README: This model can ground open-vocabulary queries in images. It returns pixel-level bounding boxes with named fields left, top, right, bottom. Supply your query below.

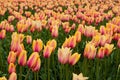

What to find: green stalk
left=96, top=59, right=99, bottom=80
left=65, top=64, right=68, bottom=80
left=83, top=58, right=87, bottom=75
left=116, top=65, right=120, bottom=80
left=60, top=64, right=63, bottom=80
left=34, top=72, right=36, bottom=80
left=52, top=54, right=56, bottom=79
left=37, top=72, right=39, bottom=80
left=48, top=58, right=50, bottom=80
left=25, top=69, right=30, bottom=80
left=19, top=66, right=22, bottom=80
left=44, top=59, right=47, bottom=79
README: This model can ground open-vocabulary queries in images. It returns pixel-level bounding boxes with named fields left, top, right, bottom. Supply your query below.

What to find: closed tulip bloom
left=74, top=31, right=81, bottom=43
left=100, top=25, right=106, bottom=35
left=32, top=39, right=43, bottom=52
left=26, top=35, right=32, bottom=44
left=68, top=36, right=76, bottom=48
left=47, top=39, right=57, bottom=51
left=32, top=58, right=41, bottom=72
left=84, top=43, right=96, bottom=59
left=58, top=47, right=72, bottom=64
left=117, top=39, right=120, bottom=48
left=99, top=35, right=107, bottom=46
left=0, top=76, right=7, bottom=80
left=9, top=72, right=17, bottom=80
left=97, top=47, right=105, bottom=59
left=91, top=34, right=101, bottom=46
left=0, top=30, right=6, bottom=39
left=43, top=45, right=53, bottom=58
left=27, top=52, right=39, bottom=68
left=7, top=51, right=17, bottom=64
left=84, top=26, right=96, bottom=37
left=69, top=52, right=81, bottom=66
left=62, top=38, right=69, bottom=48
left=104, top=43, right=114, bottom=56
left=8, top=63, right=16, bottom=74
left=51, top=26, right=58, bottom=37
left=18, top=50, right=27, bottom=66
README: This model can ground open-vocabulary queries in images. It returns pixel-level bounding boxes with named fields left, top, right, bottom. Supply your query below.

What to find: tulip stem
left=60, top=64, right=63, bottom=80
left=34, top=72, right=36, bottom=80
left=37, top=72, right=39, bottom=80
left=19, top=66, right=22, bottom=80
left=96, top=59, right=99, bottom=80
left=65, top=64, right=68, bottom=80
left=52, top=54, right=56, bottom=79
left=25, top=69, right=30, bottom=80
left=48, top=58, right=50, bottom=80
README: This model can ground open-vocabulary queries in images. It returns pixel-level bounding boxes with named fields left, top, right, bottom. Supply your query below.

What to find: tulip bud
left=43, top=45, right=53, bottom=58
left=69, top=53, right=81, bottom=65
left=104, top=43, right=114, bottom=56
left=27, top=52, right=39, bottom=68
left=9, top=72, right=17, bottom=80
left=97, top=47, right=105, bottom=58
left=8, top=63, right=16, bottom=74
left=26, top=35, right=32, bottom=44
left=32, top=39, right=43, bottom=52
left=0, top=30, right=6, bottom=39
left=32, top=58, right=41, bottom=72
left=18, top=50, right=27, bottom=66
left=47, top=39, right=57, bottom=51
left=74, top=31, right=81, bottom=43
left=68, top=36, right=76, bottom=48
left=7, top=51, right=17, bottom=64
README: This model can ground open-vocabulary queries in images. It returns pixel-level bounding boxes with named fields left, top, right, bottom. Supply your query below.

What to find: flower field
left=0, top=0, right=120, bottom=80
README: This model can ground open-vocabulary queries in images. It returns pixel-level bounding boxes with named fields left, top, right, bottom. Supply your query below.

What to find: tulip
left=62, top=38, right=69, bottom=48
left=74, top=31, right=81, bottom=43
left=97, top=47, right=105, bottom=58
left=69, top=52, right=81, bottom=65
left=32, top=39, right=43, bottom=52
left=68, top=36, right=76, bottom=48
left=104, top=43, right=114, bottom=56
left=100, top=25, right=106, bottom=35
left=51, top=26, right=58, bottom=37
left=0, top=76, right=7, bottom=80
left=18, top=50, right=27, bottom=66
left=46, top=39, right=57, bottom=51
left=0, top=30, right=6, bottom=39
left=7, top=51, right=17, bottom=64
left=99, top=35, right=107, bottom=46
left=91, top=34, right=101, bottom=46
left=84, top=26, right=96, bottom=37
left=117, top=39, right=120, bottom=48
left=73, top=73, right=89, bottom=80
left=9, top=72, right=17, bottom=80
left=84, top=43, right=96, bottom=59
left=32, top=58, right=41, bottom=72
left=58, top=47, right=72, bottom=64
left=8, top=63, right=16, bottom=74
left=43, top=45, right=53, bottom=58
left=27, top=52, right=39, bottom=68
left=26, top=35, right=32, bottom=44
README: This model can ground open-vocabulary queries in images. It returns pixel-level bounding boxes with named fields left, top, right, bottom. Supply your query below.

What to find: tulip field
left=0, top=0, right=120, bottom=80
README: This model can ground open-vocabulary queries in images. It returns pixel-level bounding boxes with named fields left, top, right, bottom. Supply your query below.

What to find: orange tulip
left=69, top=52, right=81, bottom=65
left=47, top=39, right=57, bottom=51
left=74, top=31, right=81, bottom=43
left=43, top=45, right=53, bottom=58
left=8, top=63, right=16, bottom=74
left=32, top=58, right=41, bottom=72
left=32, top=39, right=43, bottom=52
left=7, top=51, right=17, bottom=64
left=100, top=25, right=106, bottom=35
left=84, top=26, right=96, bottom=37
left=97, top=47, right=105, bottom=58
left=26, top=35, right=32, bottom=44
left=9, top=72, right=17, bottom=80
left=0, top=30, right=6, bottom=39
left=68, top=36, right=76, bottom=48
left=51, top=26, right=58, bottom=37
left=84, top=43, right=96, bottom=59
left=58, top=47, right=72, bottom=64
left=27, top=52, right=39, bottom=68
left=18, top=50, right=27, bottom=66
left=104, top=43, right=114, bottom=56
